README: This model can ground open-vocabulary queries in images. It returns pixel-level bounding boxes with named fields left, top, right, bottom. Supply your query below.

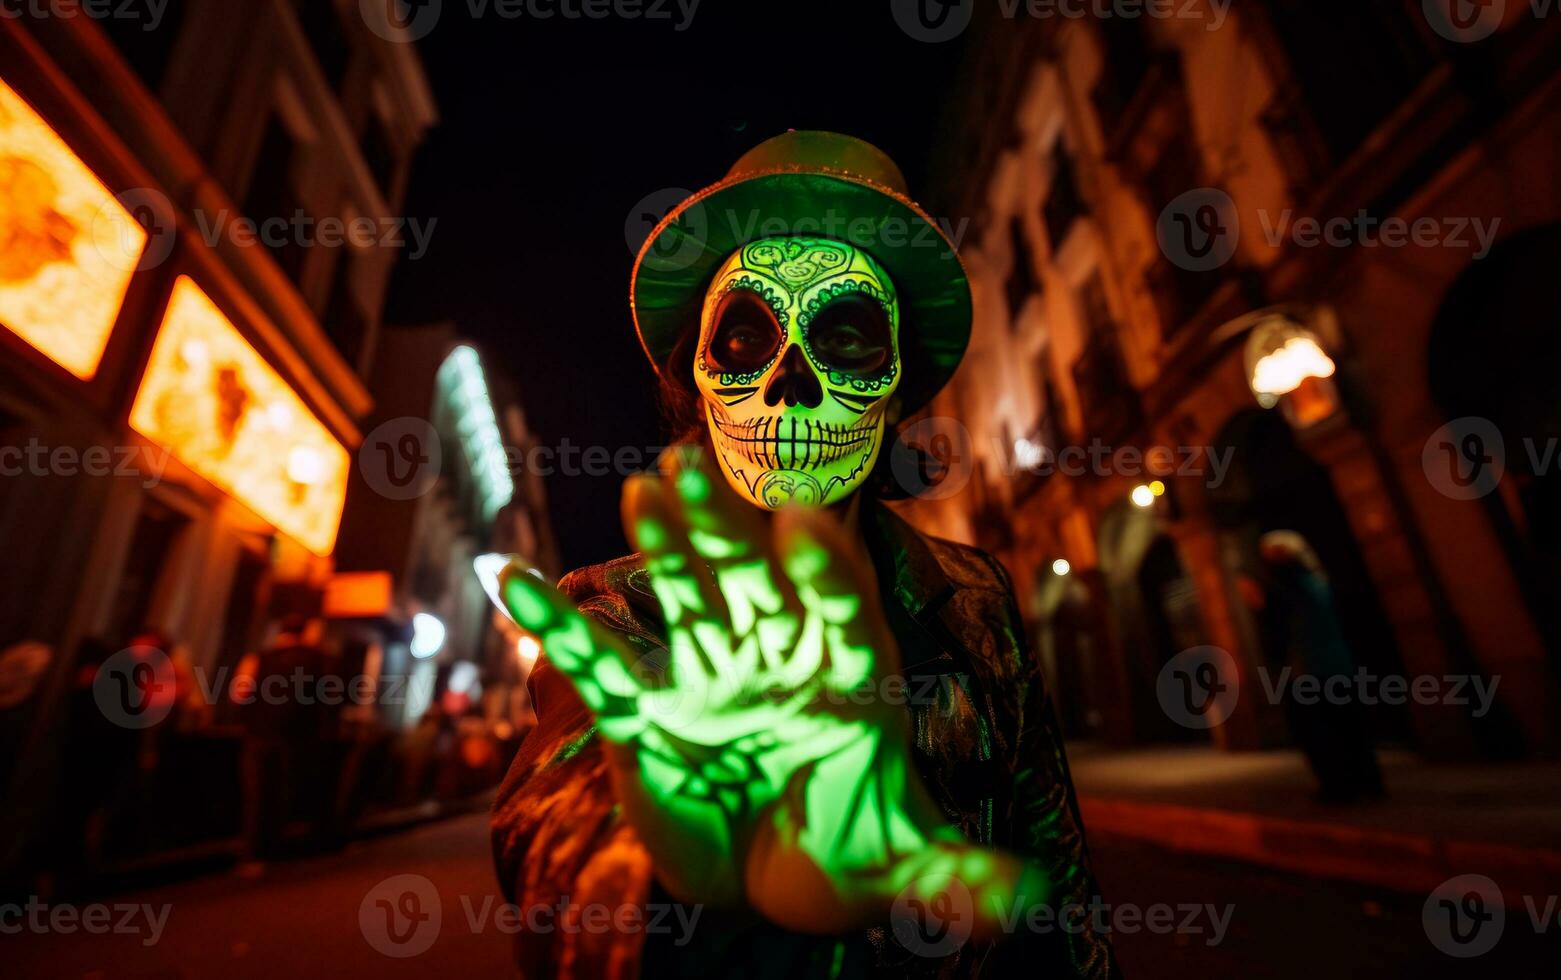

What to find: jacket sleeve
left=988, top=557, right=1123, bottom=980
left=490, top=592, right=657, bottom=980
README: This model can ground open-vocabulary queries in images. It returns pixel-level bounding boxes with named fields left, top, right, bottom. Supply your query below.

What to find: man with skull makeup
left=487, top=132, right=1119, bottom=979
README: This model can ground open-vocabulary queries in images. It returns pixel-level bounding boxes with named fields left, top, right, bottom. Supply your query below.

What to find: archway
left=1209, top=409, right=1409, bottom=742
left=1427, top=223, right=1561, bottom=664
left=1096, top=500, right=1209, bottom=743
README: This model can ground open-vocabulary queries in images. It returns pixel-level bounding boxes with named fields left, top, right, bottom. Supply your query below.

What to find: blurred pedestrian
left=233, top=616, right=340, bottom=860
left=1253, top=531, right=1384, bottom=803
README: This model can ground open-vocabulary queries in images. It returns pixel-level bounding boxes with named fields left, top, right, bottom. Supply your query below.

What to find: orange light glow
left=0, top=76, right=146, bottom=379
left=130, top=277, right=349, bottom=555
left=324, top=571, right=395, bottom=619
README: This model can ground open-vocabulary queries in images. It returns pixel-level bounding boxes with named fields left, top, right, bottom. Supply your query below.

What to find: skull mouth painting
left=695, top=236, right=902, bottom=509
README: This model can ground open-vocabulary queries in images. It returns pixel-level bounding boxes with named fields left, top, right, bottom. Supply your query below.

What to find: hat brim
left=630, top=167, right=971, bottom=415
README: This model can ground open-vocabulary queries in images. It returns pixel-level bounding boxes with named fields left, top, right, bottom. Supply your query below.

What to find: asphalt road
left=6, top=813, right=1557, bottom=978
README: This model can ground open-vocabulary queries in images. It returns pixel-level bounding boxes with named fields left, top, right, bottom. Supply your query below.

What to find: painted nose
left=763, top=344, right=823, bottom=409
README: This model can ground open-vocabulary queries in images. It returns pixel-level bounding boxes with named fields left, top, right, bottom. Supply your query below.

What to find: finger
left=773, top=505, right=892, bottom=690
left=665, top=450, right=805, bottom=683
left=492, top=560, right=648, bottom=743
left=665, top=448, right=802, bottom=645
left=624, top=473, right=755, bottom=693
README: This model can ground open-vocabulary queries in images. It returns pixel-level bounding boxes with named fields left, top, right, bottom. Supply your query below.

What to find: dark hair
left=655, top=323, right=709, bottom=448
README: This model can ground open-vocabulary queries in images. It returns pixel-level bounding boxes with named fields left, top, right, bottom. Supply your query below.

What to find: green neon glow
left=436, top=345, right=514, bottom=520
left=487, top=447, right=1043, bottom=934
left=695, top=238, right=902, bottom=511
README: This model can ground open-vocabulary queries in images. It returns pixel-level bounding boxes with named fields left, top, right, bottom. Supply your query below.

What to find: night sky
left=383, top=1, right=973, bottom=570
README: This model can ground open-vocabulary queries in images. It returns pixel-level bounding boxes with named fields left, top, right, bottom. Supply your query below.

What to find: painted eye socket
left=807, top=294, right=891, bottom=375
left=707, top=290, right=781, bottom=373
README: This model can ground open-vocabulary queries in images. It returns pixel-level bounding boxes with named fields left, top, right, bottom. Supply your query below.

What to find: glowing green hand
left=486, top=450, right=1044, bottom=936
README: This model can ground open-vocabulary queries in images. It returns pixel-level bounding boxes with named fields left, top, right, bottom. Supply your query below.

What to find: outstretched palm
left=488, top=450, right=1037, bottom=935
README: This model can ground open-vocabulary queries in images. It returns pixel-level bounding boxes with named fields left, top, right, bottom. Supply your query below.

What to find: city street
left=7, top=813, right=1556, bottom=978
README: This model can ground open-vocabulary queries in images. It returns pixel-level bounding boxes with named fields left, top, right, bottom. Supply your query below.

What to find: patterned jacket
left=491, top=500, right=1120, bottom=979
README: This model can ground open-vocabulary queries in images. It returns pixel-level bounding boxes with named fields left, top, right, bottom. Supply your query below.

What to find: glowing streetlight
left=1051, top=558, right=1072, bottom=577
left=1131, top=484, right=1156, bottom=508
left=410, top=612, right=446, bottom=660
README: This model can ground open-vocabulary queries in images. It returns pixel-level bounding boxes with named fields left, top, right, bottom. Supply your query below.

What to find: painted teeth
left=712, top=414, right=877, bottom=470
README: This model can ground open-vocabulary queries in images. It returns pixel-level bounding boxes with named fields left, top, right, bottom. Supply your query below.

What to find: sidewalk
left=1068, top=744, right=1561, bottom=903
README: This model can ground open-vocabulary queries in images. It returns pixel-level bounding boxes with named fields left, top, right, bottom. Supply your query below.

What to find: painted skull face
left=696, top=237, right=901, bottom=510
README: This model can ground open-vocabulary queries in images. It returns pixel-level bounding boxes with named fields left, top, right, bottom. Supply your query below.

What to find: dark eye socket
left=707, top=291, right=781, bottom=373
left=807, top=294, right=891, bottom=375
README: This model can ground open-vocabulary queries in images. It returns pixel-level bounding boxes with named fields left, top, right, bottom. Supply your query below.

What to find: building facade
left=903, top=1, right=1561, bottom=760
left=0, top=0, right=435, bottom=877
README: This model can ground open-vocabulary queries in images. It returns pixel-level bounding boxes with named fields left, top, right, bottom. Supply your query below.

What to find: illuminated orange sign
left=130, top=277, right=349, bottom=555
left=324, top=571, right=395, bottom=619
left=0, top=76, right=147, bottom=379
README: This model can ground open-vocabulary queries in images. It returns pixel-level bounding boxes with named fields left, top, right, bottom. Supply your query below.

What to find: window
left=361, top=111, right=399, bottom=196
left=1263, top=0, right=1436, bottom=165
left=295, top=0, right=353, bottom=92
left=105, top=499, right=187, bottom=643
left=1091, top=16, right=1152, bottom=137
left=323, top=255, right=371, bottom=369
left=1042, top=146, right=1087, bottom=251
left=1142, top=137, right=1226, bottom=332
left=242, top=114, right=309, bottom=281
left=1005, top=217, right=1038, bottom=327
left=97, top=0, right=188, bottom=94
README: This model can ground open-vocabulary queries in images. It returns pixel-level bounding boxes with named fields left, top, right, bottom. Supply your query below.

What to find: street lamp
left=1245, top=315, right=1340, bottom=427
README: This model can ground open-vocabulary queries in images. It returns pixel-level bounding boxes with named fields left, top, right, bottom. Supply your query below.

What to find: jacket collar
left=861, top=497, right=954, bottom=624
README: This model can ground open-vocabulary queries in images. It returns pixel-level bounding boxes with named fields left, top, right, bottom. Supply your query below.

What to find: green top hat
left=630, top=131, right=971, bottom=414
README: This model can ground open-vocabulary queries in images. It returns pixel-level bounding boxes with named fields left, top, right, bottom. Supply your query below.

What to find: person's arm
left=490, top=592, right=658, bottom=979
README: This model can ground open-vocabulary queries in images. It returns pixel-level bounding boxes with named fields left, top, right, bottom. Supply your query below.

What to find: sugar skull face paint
left=696, top=237, right=901, bottom=510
